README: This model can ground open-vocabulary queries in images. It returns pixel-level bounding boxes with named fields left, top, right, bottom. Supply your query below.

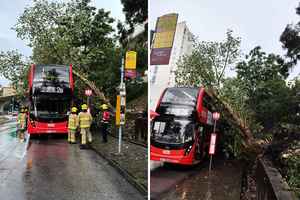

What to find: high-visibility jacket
left=68, top=114, right=78, bottom=130
left=17, top=113, right=26, bottom=129
left=78, top=112, right=92, bottom=128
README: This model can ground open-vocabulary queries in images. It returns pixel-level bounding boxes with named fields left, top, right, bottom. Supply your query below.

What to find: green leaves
left=0, top=50, right=29, bottom=96
left=120, top=0, right=147, bottom=27
left=236, top=46, right=291, bottom=96
left=280, top=3, right=300, bottom=65
left=11, top=0, right=120, bottom=102
left=175, top=29, right=241, bottom=89
left=235, top=46, right=297, bottom=130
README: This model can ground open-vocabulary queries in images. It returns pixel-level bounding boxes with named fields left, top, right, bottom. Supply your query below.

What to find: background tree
left=280, top=3, right=300, bottom=65
left=236, top=46, right=292, bottom=130
left=0, top=0, right=147, bottom=107
left=120, top=0, right=147, bottom=26
left=175, top=30, right=241, bottom=89
left=0, top=50, right=29, bottom=97
left=174, top=30, right=258, bottom=148
left=118, top=0, right=147, bottom=47
left=13, top=0, right=120, bottom=104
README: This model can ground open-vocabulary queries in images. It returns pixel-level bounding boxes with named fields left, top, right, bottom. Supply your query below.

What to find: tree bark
left=72, top=68, right=111, bottom=107
left=206, top=88, right=255, bottom=147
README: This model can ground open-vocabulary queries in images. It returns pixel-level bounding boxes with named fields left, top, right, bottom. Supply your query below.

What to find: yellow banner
left=125, top=51, right=137, bottom=70
left=115, top=95, right=121, bottom=126
left=153, top=31, right=175, bottom=48
left=156, top=14, right=178, bottom=33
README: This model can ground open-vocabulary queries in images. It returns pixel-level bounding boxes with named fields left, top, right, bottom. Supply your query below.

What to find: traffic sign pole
left=117, top=51, right=136, bottom=154
left=118, top=58, right=125, bottom=154
left=87, top=96, right=89, bottom=108
left=209, top=112, right=220, bottom=175
left=85, top=89, right=92, bottom=112
left=209, top=119, right=217, bottom=174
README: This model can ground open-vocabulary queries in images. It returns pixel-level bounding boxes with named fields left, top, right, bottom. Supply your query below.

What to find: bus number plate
left=48, top=123, right=55, bottom=127
left=162, top=150, right=170, bottom=154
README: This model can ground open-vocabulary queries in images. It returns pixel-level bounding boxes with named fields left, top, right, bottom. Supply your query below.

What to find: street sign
left=116, top=95, right=121, bottom=126
left=125, top=51, right=137, bottom=70
left=120, top=113, right=125, bottom=125
left=116, top=95, right=126, bottom=126
left=125, top=69, right=137, bottom=79
left=120, top=83, right=126, bottom=96
left=85, top=89, right=92, bottom=96
left=120, top=96, right=126, bottom=125
left=209, top=133, right=217, bottom=155
left=120, top=96, right=126, bottom=106
left=213, top=112, right=220, bottom=121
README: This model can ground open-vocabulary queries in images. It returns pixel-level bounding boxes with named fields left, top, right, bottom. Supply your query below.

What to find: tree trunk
left=206, top=88, right=255, bottom=147
left=72, top=68, right=111, bottom=107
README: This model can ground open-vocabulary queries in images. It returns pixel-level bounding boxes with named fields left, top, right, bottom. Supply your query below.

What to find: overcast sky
left=150, top=0, right=300, bottom=80
left=0, top=0, right=125, bottom=86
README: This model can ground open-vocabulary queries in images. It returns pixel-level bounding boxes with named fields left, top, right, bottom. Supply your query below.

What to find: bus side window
left=203, top=93, right=214, bottom=112
left=197, top=125, right=204, bottom=139
left=198, top=126, right=204, bottom=133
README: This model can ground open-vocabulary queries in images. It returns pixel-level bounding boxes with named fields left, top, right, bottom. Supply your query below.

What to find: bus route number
left=41, top=86, right=63, bottom=93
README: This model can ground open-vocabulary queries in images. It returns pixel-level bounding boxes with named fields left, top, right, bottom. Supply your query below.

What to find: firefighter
left=24, top=107, right=29, bottom=114
left=68, top=107, right=78, bottom=144
left=100, top=104, right=110, bottom=143
left=17, top=106, right=27, bottom=142
left=78, top=104, right=92, bottom=149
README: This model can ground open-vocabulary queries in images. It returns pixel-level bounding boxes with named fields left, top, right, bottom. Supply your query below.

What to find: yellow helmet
left=81, top=104, right=88, bottom=110
left=101, top=104, right=108, bottom=110
left=71, top=107, right=77, bottom=113
left=20, top=108, right=25, bottom=113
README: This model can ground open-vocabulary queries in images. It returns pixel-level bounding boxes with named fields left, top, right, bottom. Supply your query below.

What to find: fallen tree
left=206, top=88, right=262, bottom=153
left=72, top=68, right=111, bottom=107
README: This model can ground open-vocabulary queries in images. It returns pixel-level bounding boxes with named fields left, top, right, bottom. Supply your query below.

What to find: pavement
left=90, top=132, right=148, bottom=197
left=0, top=117, right=143, bottom=200
left=151, top=157, right=243, bottom=200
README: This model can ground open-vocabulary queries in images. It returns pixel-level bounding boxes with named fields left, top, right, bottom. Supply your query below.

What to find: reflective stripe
left=79, top=112, right=92, bottom=128
left=18, top=114, right=26, bottom=125
left=68, top=114, right=78, bottom=130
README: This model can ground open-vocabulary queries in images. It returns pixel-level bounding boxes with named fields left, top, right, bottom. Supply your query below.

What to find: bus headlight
left=184, top=145, right=193, bottom=155
left=30, top=120, right=36, bottom=127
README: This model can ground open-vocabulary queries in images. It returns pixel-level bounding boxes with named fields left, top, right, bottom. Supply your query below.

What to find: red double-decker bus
left=27, top=64, right=74, bottom=134
left=150, top=87, right=215, bottom=165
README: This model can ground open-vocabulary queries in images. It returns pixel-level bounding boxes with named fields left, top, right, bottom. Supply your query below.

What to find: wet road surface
left=0, top=117, right=144, bottom=200
left=151, top=157, right=243, bottom=200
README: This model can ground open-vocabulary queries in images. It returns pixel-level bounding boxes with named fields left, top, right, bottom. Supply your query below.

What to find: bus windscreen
left=161, top=88, right=198, bottom=106
left=33, top=65, right=70, bottom=93
left=152, top=118, right=194, bottom=144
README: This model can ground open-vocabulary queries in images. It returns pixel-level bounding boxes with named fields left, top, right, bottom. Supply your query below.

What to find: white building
left=150, top=21, right=194, bottom=110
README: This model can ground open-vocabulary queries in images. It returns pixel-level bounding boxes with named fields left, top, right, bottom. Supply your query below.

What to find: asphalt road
left=0, top=116, right=144, bottom=200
